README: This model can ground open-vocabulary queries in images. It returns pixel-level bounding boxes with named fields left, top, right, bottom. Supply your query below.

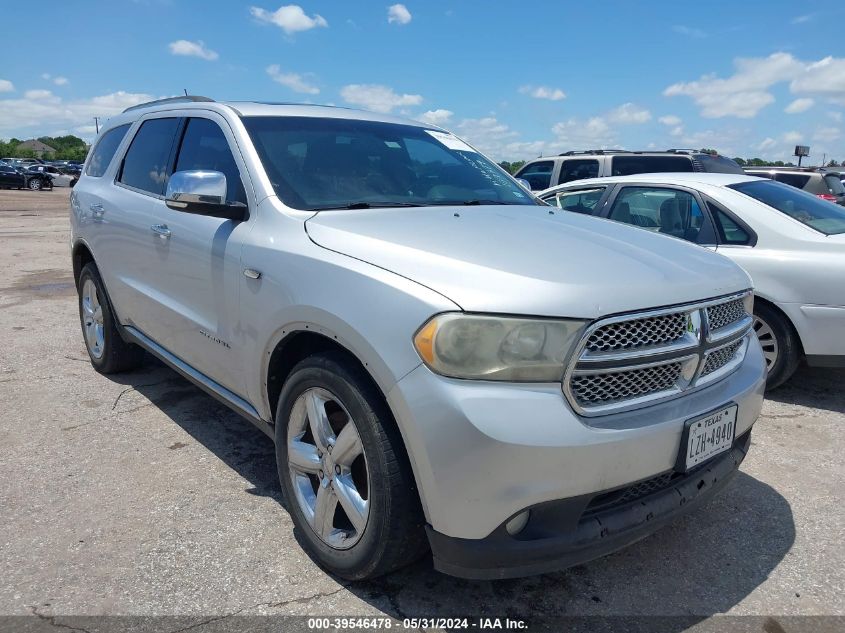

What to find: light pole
left=94, top=117, right=100, bottom=134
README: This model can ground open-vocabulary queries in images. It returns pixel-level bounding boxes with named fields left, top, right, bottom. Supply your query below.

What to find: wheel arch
left=753, top=294, right=805, bottom=357
left=71, top=240, right=96, bottom=289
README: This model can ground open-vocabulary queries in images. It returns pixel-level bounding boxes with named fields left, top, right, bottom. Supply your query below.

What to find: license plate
left=681, top=404, right=737, bottom=471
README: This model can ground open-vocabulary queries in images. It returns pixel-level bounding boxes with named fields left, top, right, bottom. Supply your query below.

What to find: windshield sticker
left=425, top=130, right=477, bottom=153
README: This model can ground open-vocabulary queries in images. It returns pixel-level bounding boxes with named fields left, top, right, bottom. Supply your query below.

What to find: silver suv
left=516, top=149, right=745, bottom=191
left=70, top=96, right=766, bottom=580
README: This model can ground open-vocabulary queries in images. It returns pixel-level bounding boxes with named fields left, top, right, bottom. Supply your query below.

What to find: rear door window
left=610, top=155, right=693, bottom=176
left=774, top=173, right=811, bottom=189
left=86, top=124, right=131, bottom=177
left=515, top=160, right=554, bottom=190
left=118, top=118, right=180, bottom=195
left=608, top=186, right=707, bottom=242
left=708, top=202, right=752, bottom=245
left=548, top=187, right=606, bottom=214
left=558, top=159, right=599, bottom=184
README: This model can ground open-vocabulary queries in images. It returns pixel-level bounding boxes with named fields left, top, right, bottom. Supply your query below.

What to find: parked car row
left=0, top=163, right=54, bottom=190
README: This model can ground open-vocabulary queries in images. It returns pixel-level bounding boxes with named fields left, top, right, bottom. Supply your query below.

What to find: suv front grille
left=707, top=298, right=745, bottom=331
left=571, top=361, right=683, bottom=407
left=564, top=293, right=753, bottom=416
left=702, top=340, right=744, bottom=377
left=585, top=312, right=687, bottom=353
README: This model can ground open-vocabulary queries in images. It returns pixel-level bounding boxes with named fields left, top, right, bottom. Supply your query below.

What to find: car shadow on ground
left=766, top=365, right=845, bottom=415
left=105, top=356, right=796, bottom=626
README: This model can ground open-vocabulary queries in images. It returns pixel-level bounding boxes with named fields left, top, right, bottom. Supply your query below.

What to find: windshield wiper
left=308, top=202, right=423, bottom=211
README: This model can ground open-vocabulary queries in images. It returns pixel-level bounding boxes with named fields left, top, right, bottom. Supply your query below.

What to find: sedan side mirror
left=165, top=170, right=248, bottom=221
left=516, top=178, right=533, bottom=191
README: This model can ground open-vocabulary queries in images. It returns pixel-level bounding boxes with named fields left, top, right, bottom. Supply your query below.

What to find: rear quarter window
left=85, top=124, right=131, bottom=177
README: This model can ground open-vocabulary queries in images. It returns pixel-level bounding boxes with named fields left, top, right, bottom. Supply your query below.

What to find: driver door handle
left=150, top=223, right=171, bottom=239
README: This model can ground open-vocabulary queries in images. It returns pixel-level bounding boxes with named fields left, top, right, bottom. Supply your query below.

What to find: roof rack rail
left=665, top=148, right=700, bottom=154
left=559, top=149, right=633, bottom=156
left=123, top=95, right=215, bottom=113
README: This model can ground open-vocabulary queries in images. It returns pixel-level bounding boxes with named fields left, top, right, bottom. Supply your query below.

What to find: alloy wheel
left=753, top=315, right=779, bottom=372
left=81, top=278, right=105, bottom=359
left=287, top=387, right=370, bottom=549
left=29, top=178, right=42, bottom=191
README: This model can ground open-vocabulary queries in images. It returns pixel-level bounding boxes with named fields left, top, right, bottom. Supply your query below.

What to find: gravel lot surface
left=0, top=189, right=842, bottom=630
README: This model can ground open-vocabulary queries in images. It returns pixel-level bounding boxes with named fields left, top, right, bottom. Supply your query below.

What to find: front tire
left=753, top=302, right=800, bottom=389
left=28, top=178, right=42, bottom=191
left=77, top=263, right=145, bottom=373
left=275, top=352, right=427, bottom=580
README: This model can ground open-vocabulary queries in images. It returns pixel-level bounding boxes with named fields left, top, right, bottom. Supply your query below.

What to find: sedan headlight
left=413, top=313, right=586, bottom=381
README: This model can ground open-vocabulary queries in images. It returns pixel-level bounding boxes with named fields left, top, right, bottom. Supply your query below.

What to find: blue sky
left=2, top=0, right=844, bottom=163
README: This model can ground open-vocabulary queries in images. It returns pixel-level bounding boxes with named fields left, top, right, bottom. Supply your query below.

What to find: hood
left=305, top=205, right=752, bottom=319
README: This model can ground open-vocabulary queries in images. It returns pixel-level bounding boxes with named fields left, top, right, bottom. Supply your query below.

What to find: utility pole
left=93, top=117, right=100, bottom=134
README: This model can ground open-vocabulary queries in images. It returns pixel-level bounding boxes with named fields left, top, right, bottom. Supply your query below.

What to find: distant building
left=17, top=139, right=57, bottom=158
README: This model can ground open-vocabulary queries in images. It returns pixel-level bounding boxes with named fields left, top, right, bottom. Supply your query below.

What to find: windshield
left=241, top=116, right=535, bottom=210
left=824, top=174, right=845, bottom=195
left=729, top=179, right=845, bottom=235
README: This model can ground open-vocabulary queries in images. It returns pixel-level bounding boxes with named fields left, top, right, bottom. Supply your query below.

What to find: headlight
left=413, top=313, right=586, bottom=381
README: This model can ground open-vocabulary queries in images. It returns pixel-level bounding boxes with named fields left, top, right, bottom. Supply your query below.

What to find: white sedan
left=539, top=172, right=845, bottom=388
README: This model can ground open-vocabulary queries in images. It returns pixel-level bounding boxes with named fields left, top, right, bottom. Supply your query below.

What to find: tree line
left=0, top=135, right=89, bottom=161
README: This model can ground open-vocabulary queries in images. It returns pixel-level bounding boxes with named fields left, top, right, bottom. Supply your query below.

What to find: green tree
left=733, top=157, right=746, bottom=166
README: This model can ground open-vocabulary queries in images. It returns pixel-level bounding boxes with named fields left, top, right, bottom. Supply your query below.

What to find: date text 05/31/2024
left=307, top=617, right=528, bottom=629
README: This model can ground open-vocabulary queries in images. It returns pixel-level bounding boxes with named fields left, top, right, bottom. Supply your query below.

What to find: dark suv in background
left=515, top=149, right=744, bottom=191
left=743, top=167, right=845, bottom=206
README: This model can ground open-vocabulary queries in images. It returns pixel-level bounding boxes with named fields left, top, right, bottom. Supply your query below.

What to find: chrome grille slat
left=564, top=293, right=753, bottom=417
left=707, top=298, right=745, bottom=331
left=571, top=361, right=682, bottom=406
left=585, top=312, right=687, bottom=353
left=702, top=340, right=744, bottom=377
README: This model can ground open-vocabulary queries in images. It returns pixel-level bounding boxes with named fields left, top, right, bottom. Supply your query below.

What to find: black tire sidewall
left=275, top=356, right=400, bottom=579
left=78, top=264, right=120, bottom=371
left=755, top=302, right=800, bottom=389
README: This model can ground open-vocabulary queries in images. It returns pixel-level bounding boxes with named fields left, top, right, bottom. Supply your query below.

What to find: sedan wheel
left=287, top=387, right=370, bottom=549
left=28, top=178, right=42, bottom=191
left=753, top=315, right=779, bottom=372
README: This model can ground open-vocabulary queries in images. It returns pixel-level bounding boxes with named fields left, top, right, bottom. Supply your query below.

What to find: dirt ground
left=0, top=189, right=843, bottom=629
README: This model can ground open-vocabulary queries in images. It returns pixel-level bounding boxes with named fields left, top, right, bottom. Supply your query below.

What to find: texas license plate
left=682, top=404, right=737, bottom=471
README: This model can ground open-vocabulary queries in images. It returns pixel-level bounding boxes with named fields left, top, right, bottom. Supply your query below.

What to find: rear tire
left=753, top=302, right=800, bottom=390
left=275, top=351, right=428, bottom=580
left=77, top=263, right=145, bottom=373
left=28, top=178, right=42, bottom=191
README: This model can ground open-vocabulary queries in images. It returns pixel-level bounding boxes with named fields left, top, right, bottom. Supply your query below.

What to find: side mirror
left=165, top=170, right=248, bottom=221
left=516, top=178, right=533, bottom=191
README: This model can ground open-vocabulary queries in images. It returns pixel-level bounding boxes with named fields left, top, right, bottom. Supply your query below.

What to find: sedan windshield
left=729, top=179, right=845, bottom=235
left=241, top=116, right=536, bottom=210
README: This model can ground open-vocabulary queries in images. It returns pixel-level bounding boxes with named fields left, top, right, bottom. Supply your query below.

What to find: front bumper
left=428, top=431, right=750, bottom=579
left=386, top=332, right=766, bottom=555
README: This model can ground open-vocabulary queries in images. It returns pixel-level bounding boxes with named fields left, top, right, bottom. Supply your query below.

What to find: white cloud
left=813, top=127, right=841, bottom=142
left=0, top=79, right=14, bottom=93
left=829, top=111, right=843, bottom=122
left=789, top=57, right=845, bottom=105
left=785, top=98, right=814, bottom=114
left=168, top=39, right=219, bottom=61
left=673, top=25, right=707, bottom=38
left=340, top=84, right=422, bottom=113
left=53, top=76, right=69, bottom=86
left=783, top=131, right=803, bottom=143
left=606, top=102, right=651, bottom=124
left=666, top=52, right=845, bottom=118
left=791, top=13, right=814, bottom=24
left=266, top=64, right=319, bottom=94
left=0, top=90, right=155, bottom=139
left=658, top=115, right=682, bottom=126
left=552, top=116, right=615, bottom=150
left=417, top=109, right=453, bottom=126
left=518, top=85, right=566, bottom=101
left=756, top=137, right=777, bottom=151
left=387, top=4, right=412, bottom=25
left=250, top=4, right=328, bottom=34
left=455, top=116, right=548, bottom=161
